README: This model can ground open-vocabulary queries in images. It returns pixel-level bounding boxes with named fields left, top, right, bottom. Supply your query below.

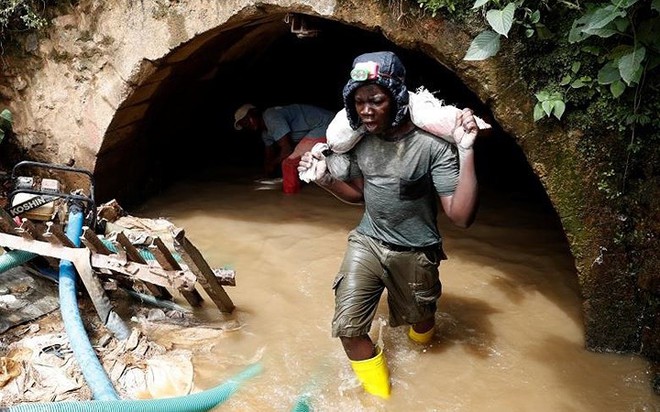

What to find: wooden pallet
left=0, top=208, right=235, bottom=315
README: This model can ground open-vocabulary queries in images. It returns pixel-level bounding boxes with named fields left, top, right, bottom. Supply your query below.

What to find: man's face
left=353, top=84, right=393, bottom=134
left=238, top=111, right=260, bottom=132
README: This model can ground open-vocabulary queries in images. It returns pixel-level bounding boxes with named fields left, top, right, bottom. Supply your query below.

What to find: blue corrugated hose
left=59, top=209, right=118, bottom=400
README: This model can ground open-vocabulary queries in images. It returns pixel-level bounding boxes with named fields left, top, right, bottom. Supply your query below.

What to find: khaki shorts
left=331, top=230, right=444, bottom=338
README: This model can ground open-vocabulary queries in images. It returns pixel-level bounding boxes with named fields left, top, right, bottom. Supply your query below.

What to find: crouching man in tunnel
left=233, top=102, right=334, bottom=194
left=298, top=51, right=484, bottom=399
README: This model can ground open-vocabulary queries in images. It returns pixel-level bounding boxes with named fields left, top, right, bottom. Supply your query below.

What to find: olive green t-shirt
left=339, top=127, right=458, bottom=248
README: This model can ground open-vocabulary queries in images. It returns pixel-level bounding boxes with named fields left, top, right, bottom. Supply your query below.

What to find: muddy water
left=133, top=175, right=658, bottom=412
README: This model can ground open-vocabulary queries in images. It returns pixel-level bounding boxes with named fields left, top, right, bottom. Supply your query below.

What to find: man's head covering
left=233, top=103, right=257, bottom=130
left=342, top=51, right=408, bottom=130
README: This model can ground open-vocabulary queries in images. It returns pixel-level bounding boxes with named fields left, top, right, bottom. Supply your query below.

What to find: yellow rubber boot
left=350, top=347, right=391, bottom=399
left=408, top=326, right=434, bottom=344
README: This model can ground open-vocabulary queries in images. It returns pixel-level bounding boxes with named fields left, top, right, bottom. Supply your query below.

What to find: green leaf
left=533, top=103, right=545, bottom=121
left=653, top=0, right=660, bottom=12
left=571, top=79, right=585, bottom=88
left=571, top=62, right=581, bottom=73
left=610, top=79, right=625, bottom=97
left=473, top=0, right=490, bottom=8
left=560, top=75, right=572, bottom=86
left=569, top=25, right=587, bottom=43
left=525, top=28, right=534, bottom=37
left=535, top=90, right=550, bottom=101
left=618, top=46, right=646, bottom=85
left=486, top=3, right=516, bottom=37
left=541, top=100, right=554, bottom=116
left=582, top=5, right=625, bottom=31
left=598, top=63, right=620, bottom=84
left=582, top=26, right=619, bottom=38
left=626, top=113, right=650, bottom=126
left=0, top=109, right=12, bottom=132
left=463, top=30, right=501, bottom=61
left=613, top=17, right=629, bottom=33
left=550, top=92, right=563, bottom=101
left=553, top=100, right=566, bottom=120
left=530, top=10, right=540, bottom=24
left=0, top=109, right=12, bottom=123
left=629, top=65, right=643, bottom=85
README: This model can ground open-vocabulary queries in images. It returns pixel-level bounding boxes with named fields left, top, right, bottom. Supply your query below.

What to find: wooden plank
left=81, top=226, right=112, bottom=255
left=116, top=232, right=146, bottom=263
left=90, top=254, right=197, bottom=291
left=148, top=236, right=203, bottom=307
left=42, top=222, right=76, bottom=248
left=115, top=231, right=172, bottom=300
left=0, top=232, right=70, bottom=261
left=174, top=230, right=235, bottom=313
left=149, top=237, right=179, bottom=270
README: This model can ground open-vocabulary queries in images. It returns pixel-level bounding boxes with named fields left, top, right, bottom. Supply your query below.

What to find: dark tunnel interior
left=140, top=13, right=551, bottom=211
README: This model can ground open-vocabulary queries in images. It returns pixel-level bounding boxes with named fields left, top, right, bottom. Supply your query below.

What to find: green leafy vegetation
left=417, top=0, right=659, bottom=123
left=1, top=0, right=48, bottom=38
left=0, top=0, right=71, bottom=50
left=416, top=0, right=460, bottom=15
left=533, top=89, right=564, bottom=121
left=415, top=0, right=659, bottom=200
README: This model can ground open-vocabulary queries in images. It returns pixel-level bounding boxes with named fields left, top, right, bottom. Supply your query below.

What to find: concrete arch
left=0, top=0, right=656, bottom=381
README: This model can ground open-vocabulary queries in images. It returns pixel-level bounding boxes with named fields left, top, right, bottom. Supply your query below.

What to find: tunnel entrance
left=103, top=12, right=551, bottom=219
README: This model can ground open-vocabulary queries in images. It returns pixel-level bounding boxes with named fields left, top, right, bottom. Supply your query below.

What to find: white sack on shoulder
left=325, top=108, right=366, bottom=154
left=326, top=91, right=490, bottom=154
left=302, top=87, right=492, bottom=183
left=408, top=87, right=491, bottom=146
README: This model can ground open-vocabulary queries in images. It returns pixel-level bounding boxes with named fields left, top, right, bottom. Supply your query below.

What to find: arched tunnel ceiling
left=98, top=12, right=546, bottom=207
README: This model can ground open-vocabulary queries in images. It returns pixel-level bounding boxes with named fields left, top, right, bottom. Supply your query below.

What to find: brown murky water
left=132, top=175, right=658, bottom=412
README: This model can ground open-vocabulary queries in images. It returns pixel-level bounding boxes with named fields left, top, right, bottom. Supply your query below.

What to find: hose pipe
left=2, top=363, right=263, bottom=412
left=0, top=249, right=37, bottom=271
left=59, top=208, right=119, bottom=401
